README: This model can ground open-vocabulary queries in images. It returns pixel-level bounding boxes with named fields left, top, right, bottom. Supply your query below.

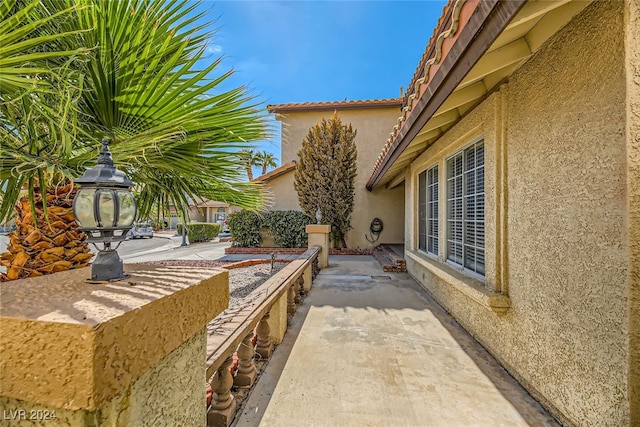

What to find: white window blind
left=447, top=140, right=485, bottom=276
left=418, top=171, right=426, bottom=252
left=427, top=165, right=439, bottom=256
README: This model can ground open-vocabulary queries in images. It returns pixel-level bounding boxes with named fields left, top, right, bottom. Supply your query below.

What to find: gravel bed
left=227, top=263, right=287, bottom=307
left=142, top=260, right=288, bottom=307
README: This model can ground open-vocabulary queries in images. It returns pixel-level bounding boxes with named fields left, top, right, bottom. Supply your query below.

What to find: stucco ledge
left=406, top=251, right=511, bottom=315
left=0, top=264, right=229, bottom=411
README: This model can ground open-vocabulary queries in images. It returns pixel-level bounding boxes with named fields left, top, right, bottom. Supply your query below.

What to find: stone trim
left=223, top=259, right=292, bottom=269
left=224, top=247, right=373, bottom=256
left=406, top=250, right=510, bottom=314
left=225, top=248, right=307, bottom=255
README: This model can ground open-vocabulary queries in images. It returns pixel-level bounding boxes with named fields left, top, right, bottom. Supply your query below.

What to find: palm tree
left=0, top=0, right=93, bottom=280
left=256, top=151, right=278, bottom=176
left=239, top=149, right=260, bottom=181
left=0, top=0, right=83, bottom=94
left=0, top=0, right=268, bottom=281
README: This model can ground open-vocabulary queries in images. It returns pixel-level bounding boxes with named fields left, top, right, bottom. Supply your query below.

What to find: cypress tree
left=294, top=112, right=357, bottom=248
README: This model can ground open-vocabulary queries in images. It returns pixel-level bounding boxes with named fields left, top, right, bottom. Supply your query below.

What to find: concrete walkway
left=235, top=255, right=558, bottom=427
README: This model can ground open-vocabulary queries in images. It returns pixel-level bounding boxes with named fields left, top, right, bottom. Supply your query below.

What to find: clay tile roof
left=267, top=98, right=402, bottom=113
left=252, top=161, right=297, bottom=183
left=368, top=0, right=468, bottom=189
left=403, top=0, right=455, bottom=109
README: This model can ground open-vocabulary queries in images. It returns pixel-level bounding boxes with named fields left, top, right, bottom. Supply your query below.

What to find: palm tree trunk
left=246, top=167, right=254, bottom=181
left=1, top=182, right=93, bottom=281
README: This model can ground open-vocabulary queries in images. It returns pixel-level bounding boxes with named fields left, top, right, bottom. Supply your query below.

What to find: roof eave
left=366, top=0, right=527, bottom=191
left=252, top=161, right=297, bottom=183
left=267, top=99, right=402, bottom=114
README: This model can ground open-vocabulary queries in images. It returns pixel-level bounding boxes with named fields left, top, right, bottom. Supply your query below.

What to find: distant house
left=263, top=99, right=405, bottom=248
left=165, top=199, right=239, bottom=229
left=189, top=199, right=239, bottom=225
left=365, top=0, right=638, bottom=426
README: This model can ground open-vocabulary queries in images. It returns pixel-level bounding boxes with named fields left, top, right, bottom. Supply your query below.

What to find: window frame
left=445, top=137, right=485, bottom=280
left=426, top=164, right=439, bottom=257
left=417, top=164, right=439, bottom=258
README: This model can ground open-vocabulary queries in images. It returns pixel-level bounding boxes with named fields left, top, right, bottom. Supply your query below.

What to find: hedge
left=227, top=210, right=313, bottom=248
left=177, top=222, right=221, bottom=242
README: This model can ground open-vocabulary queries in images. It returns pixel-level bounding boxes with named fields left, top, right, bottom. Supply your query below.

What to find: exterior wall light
left=73, top=138, right=137, bottom=281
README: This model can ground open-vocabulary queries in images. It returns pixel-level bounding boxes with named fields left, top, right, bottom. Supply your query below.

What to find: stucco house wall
left=404, top=2, right=628, bottom=425
left=263, top=171, right=299, bottom=212
left=626, top=1, right=640, bottom=423
left=269, top=106, right=405, bottom=248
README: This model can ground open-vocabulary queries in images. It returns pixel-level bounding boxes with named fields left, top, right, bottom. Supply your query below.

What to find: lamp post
left=73, top=138, right=137, bottom=282
left=181, top=216, right=187, bottom=246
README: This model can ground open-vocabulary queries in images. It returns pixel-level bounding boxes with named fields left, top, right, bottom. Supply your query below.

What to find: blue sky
left=196, top=1, right=447, bottom=175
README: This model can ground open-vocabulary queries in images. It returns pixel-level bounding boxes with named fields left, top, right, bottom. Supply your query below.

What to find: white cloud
left=206, top=44, right=223, bottom=54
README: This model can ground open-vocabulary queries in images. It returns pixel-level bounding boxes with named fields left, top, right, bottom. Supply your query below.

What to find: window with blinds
left=418, top=171, right=426, bottom=252
left=418, top=165, right=439, bottom=256
left=446, top=139, right=485, bottom=276
left=426, top=165, right=439, bottom=256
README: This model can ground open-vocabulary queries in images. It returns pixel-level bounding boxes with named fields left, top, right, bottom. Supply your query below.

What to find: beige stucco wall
left=626, top=0, right=640, bottom=424
left=271, top=107, right=405, bottom=248
left=263, top=171, right=300, bottom=211
left=99, top=328, right=207, bottom=426
left=405, top=2, right=629, bottom=425
left=0, top=265, right=229, bottom=426
left=0, top=329, right=207, bottom=426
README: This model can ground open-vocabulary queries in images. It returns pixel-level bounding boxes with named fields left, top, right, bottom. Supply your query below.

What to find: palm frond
left=0, top=0, right=86, bottom=94
left=1, top=0, right=270, bottom=224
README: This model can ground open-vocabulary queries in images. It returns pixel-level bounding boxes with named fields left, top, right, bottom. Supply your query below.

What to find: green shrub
left=227, top=210, right=262, bottom=247
left=264, top=211, right=313, bottom=248
left=228, top=210, right=312, bottom=248
left=177, top=222, right=221, bottom=242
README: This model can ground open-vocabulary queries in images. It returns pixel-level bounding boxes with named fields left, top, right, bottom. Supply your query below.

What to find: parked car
left=0, top=225, right=16, bottom=234
left=127, top=221, right=154, bottom=239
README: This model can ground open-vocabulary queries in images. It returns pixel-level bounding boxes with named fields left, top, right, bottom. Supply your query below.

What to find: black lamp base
left=91, top=249, right=125, bottom=282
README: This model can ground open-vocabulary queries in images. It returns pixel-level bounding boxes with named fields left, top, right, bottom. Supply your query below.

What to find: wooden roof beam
left=459, top=38, right=531, bottom=88
left=505, top=0, right=572, bottom=30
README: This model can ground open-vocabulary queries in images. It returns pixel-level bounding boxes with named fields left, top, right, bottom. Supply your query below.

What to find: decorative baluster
left=293, top=277, right=302, bottom=304
left=287, top=283, right=296, bottom=318
left=301, top=275, right=309, bottom=296
left=207, top=356, right=237, bottom=427
left=255, top=312, right=273, bottom=359
left=234, top=332, right=257, bottom=387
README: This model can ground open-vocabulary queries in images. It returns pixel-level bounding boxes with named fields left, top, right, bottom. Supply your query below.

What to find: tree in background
left=239, top=149, right=260, bottom=181
left=0, top=0, right=268, bottom=281
left=256, top=151, right=278, bottom=175
left=294, top=112, right=357, bottom=248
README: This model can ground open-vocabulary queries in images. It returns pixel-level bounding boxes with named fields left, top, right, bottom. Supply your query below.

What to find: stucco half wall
left=403, top=2, right=628, bottom=425
left=269, top=106, right=405, bottom=248
left=625, top=0, right=640, bottom=423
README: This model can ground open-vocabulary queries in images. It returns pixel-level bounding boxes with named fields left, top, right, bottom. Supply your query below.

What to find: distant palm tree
left=0, top=0, right=268, bottom=280
left=256, top=151, right=278, bottom=176
left=239, top=149, right=260, bottom=181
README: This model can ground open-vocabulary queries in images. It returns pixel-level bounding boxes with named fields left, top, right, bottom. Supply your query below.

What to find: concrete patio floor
left=234, top=255, right=559, bottom=427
